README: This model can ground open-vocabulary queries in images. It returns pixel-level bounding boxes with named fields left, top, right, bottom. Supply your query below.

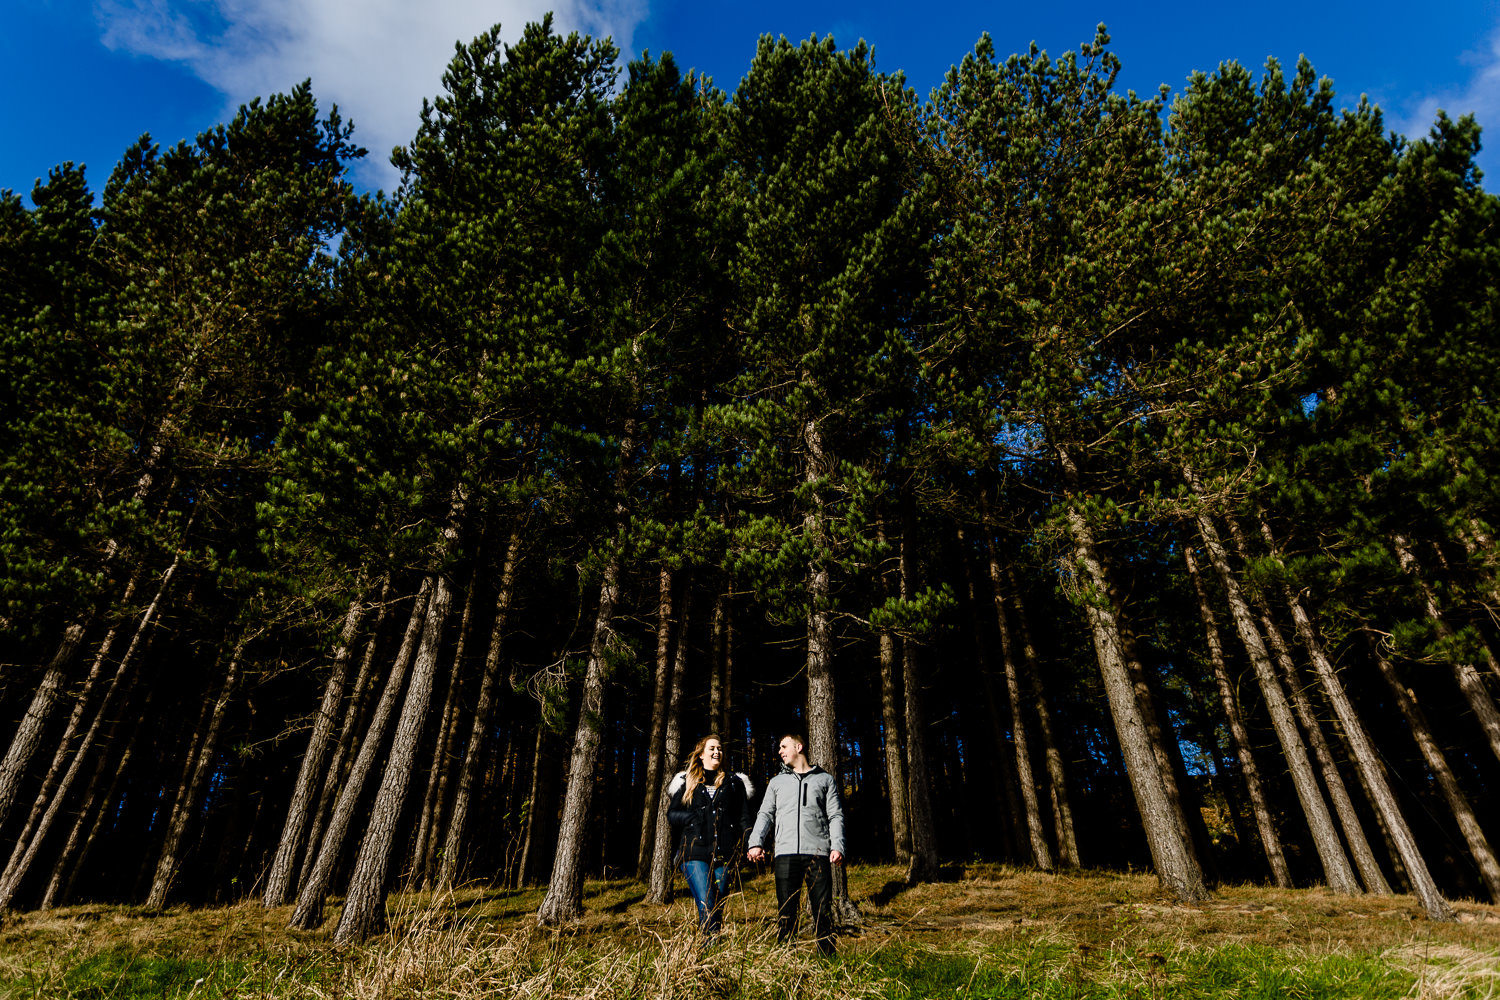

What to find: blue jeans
left=680, top=860, right=729, bottom=934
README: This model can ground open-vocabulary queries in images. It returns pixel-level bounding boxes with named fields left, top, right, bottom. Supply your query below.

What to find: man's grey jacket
left=748, top=765, right=846, bottom=857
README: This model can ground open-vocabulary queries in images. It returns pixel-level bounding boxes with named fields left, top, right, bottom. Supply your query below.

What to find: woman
left=667, top=734, right=754, bottom=938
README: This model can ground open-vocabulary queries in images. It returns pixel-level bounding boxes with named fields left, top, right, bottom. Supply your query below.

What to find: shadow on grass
left=867, top=866, right=967, bottom=906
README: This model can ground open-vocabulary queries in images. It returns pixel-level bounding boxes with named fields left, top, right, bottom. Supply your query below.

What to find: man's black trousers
left=773, top=854, right=835, bottom=954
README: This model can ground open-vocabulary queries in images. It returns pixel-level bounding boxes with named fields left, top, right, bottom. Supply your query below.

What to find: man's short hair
left=780, top=732, right=807, bottom=752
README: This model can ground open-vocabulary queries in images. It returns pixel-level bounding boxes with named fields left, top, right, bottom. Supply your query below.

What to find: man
left=747, top=733, right=845, bottom=954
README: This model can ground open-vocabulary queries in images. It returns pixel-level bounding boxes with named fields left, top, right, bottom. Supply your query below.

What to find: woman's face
left=699, top=738, right=723, bottom=772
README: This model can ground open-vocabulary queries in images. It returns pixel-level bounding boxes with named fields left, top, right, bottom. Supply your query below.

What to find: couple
left=666, top=732, right=845, bottom=954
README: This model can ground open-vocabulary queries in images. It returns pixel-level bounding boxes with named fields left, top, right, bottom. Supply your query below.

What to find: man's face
left=778, top=737, right=800, bottom=763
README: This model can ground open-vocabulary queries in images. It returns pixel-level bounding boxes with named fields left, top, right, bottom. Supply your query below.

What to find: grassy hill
left=2, top=864, right=1498, bottom=998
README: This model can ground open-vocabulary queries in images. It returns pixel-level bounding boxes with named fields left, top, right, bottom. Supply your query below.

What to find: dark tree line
left=3, top=19, right=1499, bottom=939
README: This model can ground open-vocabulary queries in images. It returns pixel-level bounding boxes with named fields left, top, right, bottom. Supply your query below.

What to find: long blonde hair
left=682, top=734, right=726, bottom=803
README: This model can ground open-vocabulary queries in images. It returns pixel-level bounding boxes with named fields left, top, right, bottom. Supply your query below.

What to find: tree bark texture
left=900, top=501, right=942, bottom=885
left=438, top=526, right=524, bottom=889
left=535, top=552, right=622, bottom=924
left=41, top=686, right=151, bottom=910
left=1064, top=499, right=1209, bottom=903
left=1005, top=563, right=1080, bottom=867
left=0, top=624, right=86, bottom=830
left=876, top=518, right=912, bottom=864
left=288, top=577, right=433, bottom=930
left=1284, top=588, right=1452, bottom=920
left=1190, top=506, right=1360, bottom=895
left=1183, top=543, right=1291, bottom=887
left=637, top=564, right=675, bottom=881
left=0, top=540, right=186, bottom=911
left=1222, top=519, right=1389, bottom=893
left=984, top=536, right=1053, bottom=870
left=334, top=504, right=464, bottom=944
left=263, top=588, right=371, bottom=907
left=1392, top=534, right=1500, bottom=764
left=647, top=588, right=691, bottom=904
left=1367, top=630, right=1500, bottom=901
left=412, top=560, right=479, bottom=888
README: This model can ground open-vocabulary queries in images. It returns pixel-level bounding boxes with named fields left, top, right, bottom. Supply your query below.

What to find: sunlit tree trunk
left=263, top=587, right=371, bottom=906
left=637, top=565, right=675, bottom=880
left=437, top=526, right=524, bottom=889
left=412, top=560, right=481, bottom=888
left=1392, top=534, right=1500, bottom=763
left=0, top=625, right=87, bottom=830
left=0, top=539, right=187, bottom=911
left=647, top=588, right=691, bottom=904
left=335, top=501, right=465, bottom=944
left=984, top=530, right=1052, bottom=869
left=1366, top=630, right=1500, bottom=901
left=1059, top=448, right=1207, bottom=902
left=1005, top=563, right=1079, bottom=867
left=299, top=583, right=394, bottom=891
left=1282, top=587, right=1452, bottom=920
left=1188, top=501, right=1359, bottom=895
left=537, top=420, right=636, bottom=925
left=288, top=577, right=434, bottom=930
left=876, top=518, right=912, bottom=864
left=1183, top=543, right=1290, bottom=887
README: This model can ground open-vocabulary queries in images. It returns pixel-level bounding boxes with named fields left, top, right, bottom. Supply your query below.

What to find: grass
left=2, top=865, right=1498, bottom=998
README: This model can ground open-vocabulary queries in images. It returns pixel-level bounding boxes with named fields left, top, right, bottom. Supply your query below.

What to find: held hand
left=830, top=850, right=844, bottom=865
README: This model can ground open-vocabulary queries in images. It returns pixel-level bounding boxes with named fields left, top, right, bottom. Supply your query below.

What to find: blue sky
left=5, top=1, right=1499, bottom=198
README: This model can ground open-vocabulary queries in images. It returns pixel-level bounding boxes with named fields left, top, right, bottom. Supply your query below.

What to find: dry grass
left=3, top=864, right=1499, bottom=997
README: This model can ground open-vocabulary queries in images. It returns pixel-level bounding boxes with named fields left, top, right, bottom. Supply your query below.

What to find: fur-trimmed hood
left=668, top=770, right=755, bottom=798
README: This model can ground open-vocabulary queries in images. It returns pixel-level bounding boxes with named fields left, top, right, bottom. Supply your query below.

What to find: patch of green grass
left=855, top=942, right=1417, bottom=999
left=1, top=948, right=240, bottom=999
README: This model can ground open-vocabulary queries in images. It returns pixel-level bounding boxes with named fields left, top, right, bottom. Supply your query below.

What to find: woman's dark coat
left=666, top=770, right=755, bottom=863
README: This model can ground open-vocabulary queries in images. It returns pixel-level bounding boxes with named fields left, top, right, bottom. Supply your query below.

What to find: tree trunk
left=647, top=588, right=691, bottom=904
left=1393, top=534, right=1500, bottom=764
left=709, top=585, right=731, bottom=744
left=899, top=500, right=941, bottom=884
left=1188, top=504, right=1359, bottom=895
left=1005, top=564, right=1079, bottom=867
left=1221, top=520, right=1389, bottom=893
left=876, top=517, right=912, bottom=864
left=535, top=549, right=622, bottom=924
left=42, top=685, right=153, bottom=909
left=0, top=624, right=87, bottom=830
left=1367, top=630, right=1500, bottom=901
left=1261, top=604, right=1389, bottom=893
left=263, top=587, right=371, bottom=907
left=288, top=577, right=434, bottom=930
left=800, top=416, right=861, bottom=926
left=147, top=635, right=246, bottom=909
left=413, top=560, right=480, bottom=888
left=1283, top=588, right=1452, bottom=920
left=334, top=503, right=465, bottom=944
left=437, top=526, right=524, bottom=889
left=1064, top=499, right=1209, bottom=902
left=3, top=570, right=144, bottom=864
left=298, top=583, right=393, bottom=892
left=0, top=540, right=186, bottom=911
left=1182, top=543, right=1290, bottom=887
left=983, top=531, right=1052, bottom=870
left=536, top=412, right=639, bottom=925
left=637, top=564, right=675, bottom=881
left=517, top=719, right=560, bottom=887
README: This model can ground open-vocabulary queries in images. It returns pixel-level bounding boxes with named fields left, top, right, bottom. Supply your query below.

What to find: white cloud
left=1393, top=23, right=1500, bottom=183
left=96, top=0, right=649, bottom=189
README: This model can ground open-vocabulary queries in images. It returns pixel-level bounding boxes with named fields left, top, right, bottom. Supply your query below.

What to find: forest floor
left=1, top=863, right=1499, bottom=998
